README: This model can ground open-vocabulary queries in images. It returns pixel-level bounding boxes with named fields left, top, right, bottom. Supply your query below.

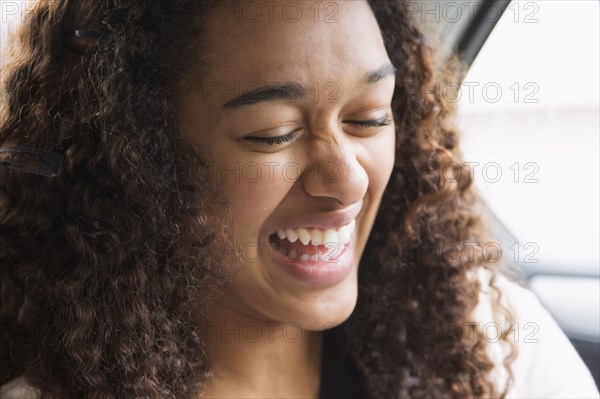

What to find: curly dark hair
left=0, top=0, right=518, bottom=398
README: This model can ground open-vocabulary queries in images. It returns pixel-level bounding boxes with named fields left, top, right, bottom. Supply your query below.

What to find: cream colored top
left=1, top=269, right=599, bottom=398
left=473, top=269, right=599, bottom=398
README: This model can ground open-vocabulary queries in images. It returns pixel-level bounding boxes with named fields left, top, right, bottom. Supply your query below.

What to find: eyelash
left=245, top=114, right=393, bottom=146
left=245, top=128, right=302, bottom=146
left=347, top=114, right=393, bottom=128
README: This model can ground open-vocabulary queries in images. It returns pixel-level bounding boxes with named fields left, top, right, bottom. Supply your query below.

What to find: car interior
left=419, top=0, right=600, bottom=388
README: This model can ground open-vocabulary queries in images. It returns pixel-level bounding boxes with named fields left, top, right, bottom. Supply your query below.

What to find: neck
left=203, top=307, right=323, bottom=399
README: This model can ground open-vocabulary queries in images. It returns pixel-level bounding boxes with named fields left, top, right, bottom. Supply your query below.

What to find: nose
left=301, top=132, right=368, bottom=207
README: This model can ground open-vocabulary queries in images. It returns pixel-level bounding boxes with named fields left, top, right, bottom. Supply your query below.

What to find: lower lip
left=269, top=237, right=356, bottom=287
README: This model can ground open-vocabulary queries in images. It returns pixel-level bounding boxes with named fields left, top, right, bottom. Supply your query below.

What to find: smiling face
left=176, top=0, right=396, bottom=329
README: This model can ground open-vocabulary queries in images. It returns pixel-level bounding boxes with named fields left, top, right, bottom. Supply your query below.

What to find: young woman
left=1, top=1, right=597, bottom=398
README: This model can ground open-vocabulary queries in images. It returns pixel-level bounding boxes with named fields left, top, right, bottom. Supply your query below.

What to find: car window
left=457, top=0, right=599, bottom=272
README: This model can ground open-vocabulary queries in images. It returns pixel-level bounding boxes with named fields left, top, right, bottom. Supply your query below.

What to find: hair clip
left=70, top=30, right=100, bottom=39
left=62, top=29, right=100, bottom=55
left=0, top=146, right=63, bottom=177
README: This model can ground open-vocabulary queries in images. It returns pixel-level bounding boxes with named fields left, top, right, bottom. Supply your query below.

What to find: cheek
left=351, top=129, right=395, bottom=251
left=363, top=128, right=396, bottom=195
left=215, top=160, right=292, bottom=242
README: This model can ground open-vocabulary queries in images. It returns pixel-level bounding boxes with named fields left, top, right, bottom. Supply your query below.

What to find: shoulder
left=471, top=267, right=600, bottom=398
left=0, top=376, right=40, bottom=399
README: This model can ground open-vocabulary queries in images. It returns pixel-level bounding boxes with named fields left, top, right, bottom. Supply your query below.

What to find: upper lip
left=268, top=200, right=363, bottom=235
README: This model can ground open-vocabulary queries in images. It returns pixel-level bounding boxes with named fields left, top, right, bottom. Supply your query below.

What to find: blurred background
left=429, top=0, right=600, bottom=387
left=459, top=0, right=599, bottom=273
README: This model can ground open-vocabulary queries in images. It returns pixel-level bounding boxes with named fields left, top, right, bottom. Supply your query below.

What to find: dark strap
left=0, top=146, right=63, bottom=177
left=319, top=328, right=363, bottom=399
left=62, top=29, right=100, bottom=55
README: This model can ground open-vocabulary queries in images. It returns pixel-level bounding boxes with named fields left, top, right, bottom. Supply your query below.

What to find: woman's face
left=177, top=0, right=395, bottom=329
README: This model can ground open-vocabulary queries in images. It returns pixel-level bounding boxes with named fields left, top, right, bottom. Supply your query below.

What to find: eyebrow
left=362, top=63, right=397, bottom=84
left=222, top=63, right=396, bottom=110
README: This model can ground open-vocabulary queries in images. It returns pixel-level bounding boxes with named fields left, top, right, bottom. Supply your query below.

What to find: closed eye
left=243, top=114, right=393, bottom=146
left=343, top=114, right=393, bottom=127
left=244, top=128, right=302, bottom=146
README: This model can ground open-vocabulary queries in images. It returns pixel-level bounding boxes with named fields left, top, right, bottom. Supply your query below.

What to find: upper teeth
left=276, top=220, right=355, bottom=246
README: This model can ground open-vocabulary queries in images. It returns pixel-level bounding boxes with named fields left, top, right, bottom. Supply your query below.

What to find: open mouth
left=268, top=220, right=355, bottom=263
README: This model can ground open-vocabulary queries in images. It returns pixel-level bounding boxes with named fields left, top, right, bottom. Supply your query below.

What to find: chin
left=285, top=274, right=359, bottom=331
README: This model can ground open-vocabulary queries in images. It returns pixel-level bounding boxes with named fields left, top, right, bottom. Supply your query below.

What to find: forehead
left=197, top=0, right=390, bottom=86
